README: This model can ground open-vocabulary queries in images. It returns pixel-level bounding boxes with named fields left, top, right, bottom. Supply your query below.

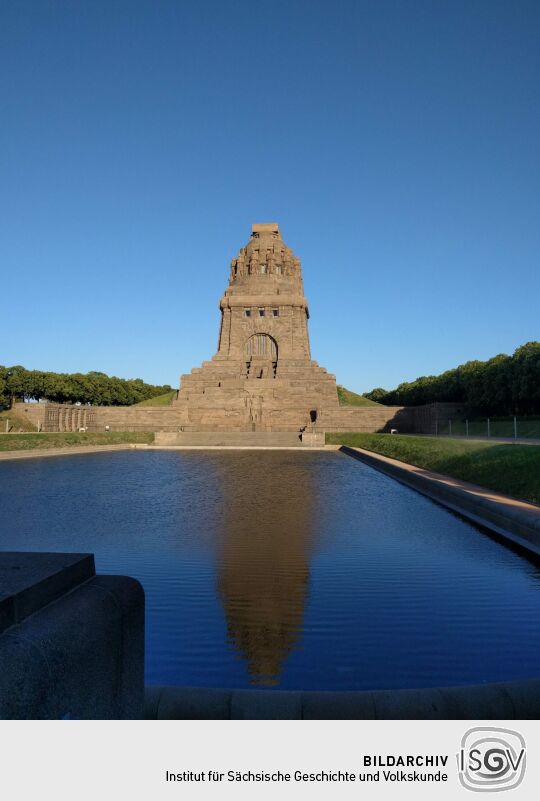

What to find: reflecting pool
left=1, top=449, right=539, bottom=690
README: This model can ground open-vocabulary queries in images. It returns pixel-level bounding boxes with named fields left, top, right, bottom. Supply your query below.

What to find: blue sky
left=1, top=0, right=538, bottom=393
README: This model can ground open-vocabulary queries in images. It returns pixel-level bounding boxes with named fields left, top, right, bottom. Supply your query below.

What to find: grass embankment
left=337, top=386, right=380, bottom=407
left=0, top=432, right=154, bottom=452
left=0, top=409, right=37, bottom=432
left=134, top=390, right=176, bottom=406
left=326, top=432, right=540, bottom=505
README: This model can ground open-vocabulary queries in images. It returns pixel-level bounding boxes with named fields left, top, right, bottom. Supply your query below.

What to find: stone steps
left=154, top=431, right=305, bottom=447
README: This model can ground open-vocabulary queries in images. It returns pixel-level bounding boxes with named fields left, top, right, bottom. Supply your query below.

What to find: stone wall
left=15, top=400, right=413, bottom=433
left=12, top=402, right=184, bottom=433
left=14, top=399, right=463, bottom=436
left=145, top=678, right=540, bottom=719
left=321, top=406, right=414, bottom=433
left=11, top=403, right=46, bottom=430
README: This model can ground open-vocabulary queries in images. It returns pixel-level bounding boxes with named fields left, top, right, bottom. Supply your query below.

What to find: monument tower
left=172, top=223, right=341, bottom=431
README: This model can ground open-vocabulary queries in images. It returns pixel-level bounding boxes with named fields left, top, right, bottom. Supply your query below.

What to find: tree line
left=364, top=342, right=540, bottom=415
left=0, top=365, right=173, bottom=410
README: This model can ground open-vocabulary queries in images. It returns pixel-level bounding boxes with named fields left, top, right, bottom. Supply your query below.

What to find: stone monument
left=31, top=222, right=413, bottom=436
left=171, top=223, right=340, bottom=431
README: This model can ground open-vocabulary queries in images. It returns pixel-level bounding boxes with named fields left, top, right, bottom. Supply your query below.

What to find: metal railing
left=435, top=416, right=540, bottom=440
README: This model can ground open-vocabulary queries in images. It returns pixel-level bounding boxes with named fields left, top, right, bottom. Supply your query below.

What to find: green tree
left=1, top=364, right=173, bottom=408
left=364, top=387, right=389, bottom=403
left=366, top=342, right=540, bottom=415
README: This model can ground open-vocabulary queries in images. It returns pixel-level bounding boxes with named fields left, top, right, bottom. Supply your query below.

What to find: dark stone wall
left=0, top=553, right=144, bottom=720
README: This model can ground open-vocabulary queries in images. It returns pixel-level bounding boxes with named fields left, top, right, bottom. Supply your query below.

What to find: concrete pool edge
left=144, top=677, right=540, bottom=719
left=340, top=445, right=540, bottom=559
left=0, top=443, right=337, bottom=460
left=0, top=443, right=139, bottom=461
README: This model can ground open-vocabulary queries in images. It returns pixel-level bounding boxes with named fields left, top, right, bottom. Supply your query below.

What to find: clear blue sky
left=2, top=0, right=538, bottom=393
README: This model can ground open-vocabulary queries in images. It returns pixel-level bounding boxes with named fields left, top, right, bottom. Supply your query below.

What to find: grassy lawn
left=337, top=386, right=380, bottom=407
left=134, top=390, right=176, bottom=406
left=327, top=432, right=540, bottom=504
left=0, top=432, right=154, bottom=452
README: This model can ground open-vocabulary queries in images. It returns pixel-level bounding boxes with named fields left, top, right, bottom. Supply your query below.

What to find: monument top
left=251, top=223, right=281, bottom=239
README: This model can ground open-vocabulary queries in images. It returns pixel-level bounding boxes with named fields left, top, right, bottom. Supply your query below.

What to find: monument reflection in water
left=2, top=449, right=540, bottom=691
left=213, top=453, right=316, bottom=685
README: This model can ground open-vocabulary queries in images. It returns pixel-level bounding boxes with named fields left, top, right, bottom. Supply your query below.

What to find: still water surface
left=1, top=450, right=539, bottom=690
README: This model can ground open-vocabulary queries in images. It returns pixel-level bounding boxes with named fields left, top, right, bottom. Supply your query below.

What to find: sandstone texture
left=171, top=222, right=359, bottom=432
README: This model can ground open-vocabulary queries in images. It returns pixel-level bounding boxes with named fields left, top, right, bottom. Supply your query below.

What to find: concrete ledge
left=0, top=443, right=335, bottom=458
left=0, top=552, right=95, bottom=634
left=300, top=431, right=325, bottom=447
left=340, top=446, right=540, bottom=559
left=148, top=445, right=328, bottom=451
left=145, top=677, right=540, bottom=719
left=0, top=444, right=139, bottom=461
left=0, top=553, right=145, bottom=719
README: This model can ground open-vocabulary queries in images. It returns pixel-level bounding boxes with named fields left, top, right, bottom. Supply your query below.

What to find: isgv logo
left=458, top=727, right=526, bottom=792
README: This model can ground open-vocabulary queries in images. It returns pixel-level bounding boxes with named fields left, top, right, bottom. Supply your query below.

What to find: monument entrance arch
left=245, top=333, right=278, bottom=379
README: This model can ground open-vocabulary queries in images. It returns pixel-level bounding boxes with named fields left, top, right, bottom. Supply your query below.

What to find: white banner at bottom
left=1, top=719, right=538, bottom=800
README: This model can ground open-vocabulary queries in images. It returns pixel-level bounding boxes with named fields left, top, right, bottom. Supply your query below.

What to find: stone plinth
left=0, top=552, right=144, bottom=719
left=300, top=431, right=326, bottom=447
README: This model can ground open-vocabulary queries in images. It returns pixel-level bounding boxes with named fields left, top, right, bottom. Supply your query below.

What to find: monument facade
left=171, top=223, right=340, bottom=431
